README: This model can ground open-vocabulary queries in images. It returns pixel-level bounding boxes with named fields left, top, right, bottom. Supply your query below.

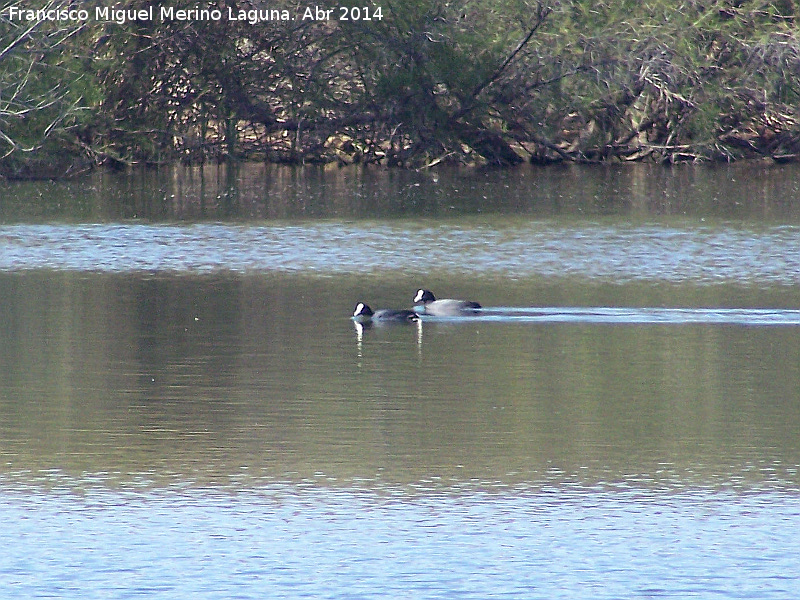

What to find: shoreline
left=1, top=152, right=797, bottom=182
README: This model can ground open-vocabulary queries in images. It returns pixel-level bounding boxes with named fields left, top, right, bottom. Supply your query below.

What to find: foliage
left=3, top=0, right=800, bottom=176
left=522, top=0, right=800, bottom=163
left=0, top=0, right=98, bottom=177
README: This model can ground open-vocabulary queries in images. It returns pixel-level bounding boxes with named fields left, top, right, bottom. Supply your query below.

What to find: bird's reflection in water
left=353, top=318, right=423, bottom=365
left=354, top=320, right=366, bottom=362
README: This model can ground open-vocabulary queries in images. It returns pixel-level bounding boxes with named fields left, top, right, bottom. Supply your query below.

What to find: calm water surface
left=2, top=164, right=800, bottom=598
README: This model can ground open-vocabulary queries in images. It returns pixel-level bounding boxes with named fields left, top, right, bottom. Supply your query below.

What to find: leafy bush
left=3, top=0, right=800, bottom=176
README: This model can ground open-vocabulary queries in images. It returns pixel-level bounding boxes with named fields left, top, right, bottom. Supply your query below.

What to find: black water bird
left=352, top=302, right=420, bottom=323
left=412, top=289, right=481, bottom=316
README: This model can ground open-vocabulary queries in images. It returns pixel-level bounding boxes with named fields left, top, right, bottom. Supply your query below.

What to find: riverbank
left=3, top=1, right=800, bottom=179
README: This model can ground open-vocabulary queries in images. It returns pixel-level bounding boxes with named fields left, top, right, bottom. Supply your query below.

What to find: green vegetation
left=2, top=0, right=800, bottom=177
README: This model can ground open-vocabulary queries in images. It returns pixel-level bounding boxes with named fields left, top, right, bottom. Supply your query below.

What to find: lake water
left=2, top=163, right=800, bottom=598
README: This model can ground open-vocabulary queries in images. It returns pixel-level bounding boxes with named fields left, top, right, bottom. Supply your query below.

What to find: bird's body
left=413, top=289, right=481, bottom=316
left=352, top=302, right=420, bottom=323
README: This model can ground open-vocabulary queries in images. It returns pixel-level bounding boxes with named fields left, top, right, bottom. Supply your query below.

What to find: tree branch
left=469, top=4, right=552, bottom=104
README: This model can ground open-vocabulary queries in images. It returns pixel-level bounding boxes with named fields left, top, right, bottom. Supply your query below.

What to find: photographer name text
left=6, top=4, right=384, bottom=25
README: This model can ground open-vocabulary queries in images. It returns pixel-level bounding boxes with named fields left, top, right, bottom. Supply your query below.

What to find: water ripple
left=1, top=484, right=799, bottom=600
left=430, top=306, right=800, bottom=326
left=1, top=223, right=799, bottom=284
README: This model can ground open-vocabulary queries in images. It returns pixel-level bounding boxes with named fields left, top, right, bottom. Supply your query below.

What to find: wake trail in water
left=423, top=307, right=800, bottom=326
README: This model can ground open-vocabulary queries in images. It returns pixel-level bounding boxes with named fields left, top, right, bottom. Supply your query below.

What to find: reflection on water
left=2, top=271, right=799, bottom=491
left=2, top=484, right=798, bottom=600
left=2, top=161, right=800, bottom=222
left=2, top=222, right=800, bottom=285
left=3, top=164, right=800, bottom=598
